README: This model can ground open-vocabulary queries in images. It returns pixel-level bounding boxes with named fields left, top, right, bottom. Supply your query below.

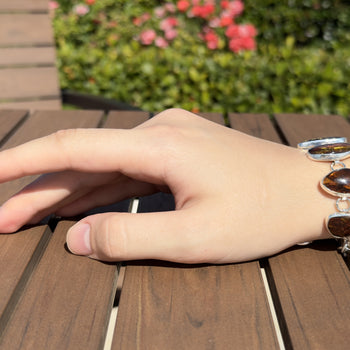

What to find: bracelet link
left=298, top=137, right=350, bottom=256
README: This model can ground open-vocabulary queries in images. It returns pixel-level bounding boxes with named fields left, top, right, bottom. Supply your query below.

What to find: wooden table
left=0, top=109, right=350, bottom=350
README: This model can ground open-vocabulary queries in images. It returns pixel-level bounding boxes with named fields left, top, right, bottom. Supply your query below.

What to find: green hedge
left=53, top=0, right=350, bottom=116
left=241, top=0, right=350, bottom=49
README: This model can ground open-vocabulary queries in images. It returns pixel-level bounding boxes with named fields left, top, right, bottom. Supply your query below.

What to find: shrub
left=51, top=0, right=350, bottom=116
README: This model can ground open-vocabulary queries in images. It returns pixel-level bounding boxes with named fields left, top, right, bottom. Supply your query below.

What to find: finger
left=0, top=172, right=158, bottom=232
left=0, top=127, right=169, bottom=185
left=56, top=180, right=159, bottom=217
left=66, top=209, right=213, bottom=263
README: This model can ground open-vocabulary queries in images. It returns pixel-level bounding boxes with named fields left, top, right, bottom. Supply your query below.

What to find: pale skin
left=0, top=109, right=338, bottom=263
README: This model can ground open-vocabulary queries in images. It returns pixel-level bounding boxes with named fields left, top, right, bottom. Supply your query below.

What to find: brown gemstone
left=322, top=169, right=350, bottom=196
left=327, top=214, right=350, bottom=238
left=309, top=143, right=350, bottom=155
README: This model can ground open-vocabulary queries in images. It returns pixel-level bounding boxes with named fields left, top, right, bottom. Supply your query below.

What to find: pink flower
left=73, top=4, right=89, bottom=16
left=165, top=28, right=178, bottom=40
left=177, top=0, right=190, bottom=12
left=140, top=29, right=157, bottom=45
left=229, top=37, right=244, bottom=52
left=241, top=36, right=256, bottom=50
left=49, top=1, right=59, bottom=10
left=155, top=6, right=166, bottom=18
left=229, top=36, right=256, bottom=52
left=238, top=24, right=257, bottom=37
left=164, top=3, right=176, bottom=13
left=133, top=13, right=151, bottom=26
left=225, top=24, right=240, bottom=38
left=209, top=17, right=221, bottom=28
left=160, top=17, right=178, bottom=31
left=228, top=0, right=244, bottom=17
left=155, top=36, right=169, bottom=48
left=204, top=30, right=219, bottom=50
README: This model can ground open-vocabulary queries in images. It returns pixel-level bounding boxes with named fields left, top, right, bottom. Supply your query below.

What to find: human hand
left=0, top=109, right=334, bottom=263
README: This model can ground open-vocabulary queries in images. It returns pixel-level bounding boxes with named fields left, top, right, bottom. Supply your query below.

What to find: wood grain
left=112, top=113, right=279, bottom=349
left=0, top=221, right=119, bottom=350
left=269, top=113, right=350, bottom=349
left=0, top=47, right=57, bottom=67
left=0, top=14, right=53, bottom=46
left=0, top=67, right=60, bottom=100
left=0, top=110, right=103, bottom=343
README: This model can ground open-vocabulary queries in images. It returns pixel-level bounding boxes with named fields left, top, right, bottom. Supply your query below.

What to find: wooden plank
left=0, top=110, right=103, bottom=341
left=0, top=221, right=119, bottom=350
left=0, top=47, right=57, bottom=67
left=112, top=113, right=279, bottom=349
left=229, top=113, right=281, bottom=143
left=113, top=262, right=278, bottom=350
left=0, top=67, right=60, bottom=100
left=0, top=14, right=53, bottom=46
left=104, top=110, right=150, bottom=129
left=0, top=99, right=62, bottom=111
left=1, top=111, right=152, bottom=349
left=0, top=109, right=27, bottom=143
left=268, top=113, right=350, bottom=349
left=0, top=1, right=49, bottom=12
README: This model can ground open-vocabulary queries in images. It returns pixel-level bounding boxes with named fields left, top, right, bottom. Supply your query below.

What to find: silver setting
left=336, top=197, right=350, bottom=212
left=306, top=144, right=350, bottom=162
left=297, top=137, right=347, bottom=150
left=331, top=161, right=346, bottom=171
left=326, top=212, right=350, bottom=238
left=339, top=237, right=350, bottom=257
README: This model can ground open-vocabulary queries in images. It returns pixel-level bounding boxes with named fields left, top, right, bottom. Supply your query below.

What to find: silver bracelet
left=298, top=137, right=350, bottom=256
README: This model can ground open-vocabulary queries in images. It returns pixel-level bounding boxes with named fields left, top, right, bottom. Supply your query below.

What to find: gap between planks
left=103, top=198, right=139, bottom=350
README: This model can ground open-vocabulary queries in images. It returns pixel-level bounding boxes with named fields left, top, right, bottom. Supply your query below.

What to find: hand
left=0, top=109, right=334, bottom=263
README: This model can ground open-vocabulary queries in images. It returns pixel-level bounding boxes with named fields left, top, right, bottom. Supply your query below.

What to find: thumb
left=66, top=211, right=202, bottom=263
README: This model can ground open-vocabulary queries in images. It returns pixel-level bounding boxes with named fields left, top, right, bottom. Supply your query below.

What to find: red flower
left=177, top=0, right=190, bottom=12
left=204, top=30, right=219, bottom=50
left=220, top=15, right=233, bottom=27
left=191, top=4, right=215, bottom=19
left=160, top=17, right=178, bottom=31
left=85, top=0, right=95, bottom=5
left=220, top=1, right=230, bottom=9
left=225, top=24, right=239, bottom=38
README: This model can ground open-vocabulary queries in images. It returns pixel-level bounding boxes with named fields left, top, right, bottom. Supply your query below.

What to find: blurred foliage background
left=52, top=0, right=350, bottom=116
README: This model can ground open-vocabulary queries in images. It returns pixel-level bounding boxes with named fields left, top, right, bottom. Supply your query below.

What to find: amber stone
left=298, top=137, right=347, bottom=150
left=327, top=214, right=350, bottom=238
left=321, top=168, right=350, bottom=196
left=308, top=143, right=350, bottom=161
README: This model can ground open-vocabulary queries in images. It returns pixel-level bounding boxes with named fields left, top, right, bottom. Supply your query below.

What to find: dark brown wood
left=269, top=113, right=350, bottom=349
left=0, top=110, right=103, bottom=343
left=104, top=111, right=150, bottom=129
left=229, top=113, right=281, bottom=143
left=0, top=221, right=118, bottom=350
left=113, top=262, right=278, bottom=350
left=112, top=113, right=279, bottom=350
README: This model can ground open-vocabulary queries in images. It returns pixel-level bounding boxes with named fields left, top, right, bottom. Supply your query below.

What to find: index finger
left=0, top=128, right=169, bottom=185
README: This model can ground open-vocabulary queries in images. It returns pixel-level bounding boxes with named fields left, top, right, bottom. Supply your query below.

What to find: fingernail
left=66, top=223, right=92, bottom=256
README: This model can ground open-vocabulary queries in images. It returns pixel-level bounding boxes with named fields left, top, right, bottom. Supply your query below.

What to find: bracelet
left=298, top=137, right=350, bottom=256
